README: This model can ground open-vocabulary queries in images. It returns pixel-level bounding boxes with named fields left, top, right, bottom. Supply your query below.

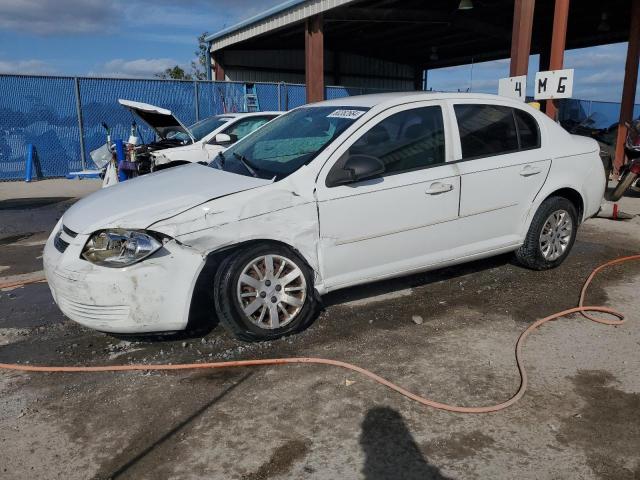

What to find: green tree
left=156, top=65, right=192, bottom=80
left=191, top=31, right=209, bottom=80
left=155, top=32, right=209, bottom=80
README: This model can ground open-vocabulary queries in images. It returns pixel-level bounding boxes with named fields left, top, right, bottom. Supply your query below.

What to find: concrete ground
left=1, top=180, right=639, bottom=480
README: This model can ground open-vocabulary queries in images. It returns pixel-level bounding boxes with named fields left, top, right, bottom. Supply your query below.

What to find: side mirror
left=326, top=154, right=385, bottom=187
left=214, top=133, right=232, bottom=144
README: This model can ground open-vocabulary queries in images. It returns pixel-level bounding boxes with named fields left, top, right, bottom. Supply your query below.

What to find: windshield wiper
left=233, top=152, right=258, bottom=178
left=211, top=151, right=225, bottom=169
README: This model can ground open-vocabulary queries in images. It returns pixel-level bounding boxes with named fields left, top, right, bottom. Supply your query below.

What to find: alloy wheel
left=539, top=209, right=573, bottom=261
left=236, top=254, right=307, bottom=329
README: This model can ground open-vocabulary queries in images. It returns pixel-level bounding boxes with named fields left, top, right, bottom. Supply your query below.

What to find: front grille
left=54, top=232, right=69, bottom=253
left=62, top=225, right=78, bottom=238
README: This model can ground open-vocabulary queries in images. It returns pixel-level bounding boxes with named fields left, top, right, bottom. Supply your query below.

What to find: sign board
left=534, top=69, right=574, bottom=100
left=498, top=75, right=527, bottom=102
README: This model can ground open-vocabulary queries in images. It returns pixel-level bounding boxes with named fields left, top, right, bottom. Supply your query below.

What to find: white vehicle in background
left=45, top=92, right=605, bottom=342
left=117, top=99, right=281, bottom=168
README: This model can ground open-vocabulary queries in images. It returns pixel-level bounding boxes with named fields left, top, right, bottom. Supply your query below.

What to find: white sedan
left=118, top=99, right=281, bottom=168
left=44, top=92, right=605, bottom=341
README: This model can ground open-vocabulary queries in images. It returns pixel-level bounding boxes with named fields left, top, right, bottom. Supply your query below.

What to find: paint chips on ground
left=327, top=109, right=366, bottom=119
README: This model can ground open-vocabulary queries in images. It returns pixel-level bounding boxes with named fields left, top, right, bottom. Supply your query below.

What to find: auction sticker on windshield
left=327, top=109, right=366, bottom=119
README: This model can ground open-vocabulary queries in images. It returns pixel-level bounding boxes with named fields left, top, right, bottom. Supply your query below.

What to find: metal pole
left=285, top=84, right=289, bottom=111
left=305, top=14, right=325, bottom=103
left=277, top=82, right=282, bottom=111
left=509, top=0, right=536, bottom=77
left=545, top=0, right=570, bottom=121
left=73, top=77, right=87, bottom=171
left=614, top=0, right=640, bottom=173
left=205, top=41, right=213, bottom=81
left=194, top=81, right=200, bottom=121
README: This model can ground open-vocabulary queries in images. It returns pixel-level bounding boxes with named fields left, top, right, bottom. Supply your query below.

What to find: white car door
left=315, top=102, right=462, bottom=291
left=203, top=116, right=275, bottom=161
left=451, top=102, right=551, bottom=253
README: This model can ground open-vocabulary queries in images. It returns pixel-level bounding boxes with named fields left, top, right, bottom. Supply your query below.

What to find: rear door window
left=454, top=104, right=519, bottom=159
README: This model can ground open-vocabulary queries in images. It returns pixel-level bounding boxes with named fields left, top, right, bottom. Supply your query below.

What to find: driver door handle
left=425, top=182, right=454, bottom=195
left=520, top=165, right=542, bottom=177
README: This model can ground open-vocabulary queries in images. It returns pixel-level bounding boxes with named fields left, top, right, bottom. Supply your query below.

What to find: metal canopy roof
left=206, top=0, right=356, bottom=50
left=209, top=0, right=633, bottom=69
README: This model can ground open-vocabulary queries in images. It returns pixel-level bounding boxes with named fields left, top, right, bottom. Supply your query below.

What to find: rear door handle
left=425, top=182, right=454, bottom=195
left=520, top=165, right=542, bottom=177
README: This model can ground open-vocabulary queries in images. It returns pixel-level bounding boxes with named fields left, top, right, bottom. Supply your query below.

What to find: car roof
left=310, top=91, right=523, bottom=109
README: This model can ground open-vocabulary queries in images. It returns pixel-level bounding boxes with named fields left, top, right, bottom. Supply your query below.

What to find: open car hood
left=118, top=99, right=195, bottom=143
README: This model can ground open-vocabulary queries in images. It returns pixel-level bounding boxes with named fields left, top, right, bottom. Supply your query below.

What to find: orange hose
left=1, top=254, right=639, bottom=413
left=0, top=277, right=46, bottom=290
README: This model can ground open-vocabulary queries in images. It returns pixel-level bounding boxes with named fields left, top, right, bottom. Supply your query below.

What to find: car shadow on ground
left=322, top=253, right=512, bottom=308
left=0, top=197, right=73, bottom=210
left=360, top=406, right=451, bottom=480
left=113, top=254, right=513, bottom=343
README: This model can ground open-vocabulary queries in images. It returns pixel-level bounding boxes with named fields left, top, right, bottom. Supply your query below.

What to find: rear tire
left=515, top=196, right=578, bottom=270
left=629, top=177, right=640, bottom=196
left=610, top=171, right=638, bottom=201
left=213, top=244, right=319, bottom=342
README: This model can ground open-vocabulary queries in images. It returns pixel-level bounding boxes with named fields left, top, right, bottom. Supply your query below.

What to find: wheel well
left=186, top=239, right=316, bottom=331
left=207, top=239, right=312, bottom=268
left=546, top=188, right=584, bottom=222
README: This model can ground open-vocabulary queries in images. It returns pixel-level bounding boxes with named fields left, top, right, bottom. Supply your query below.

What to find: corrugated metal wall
left=222, top=49, right=414, bottom=90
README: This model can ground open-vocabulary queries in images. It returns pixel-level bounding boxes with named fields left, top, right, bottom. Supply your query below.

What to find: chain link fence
left=1, top=73, right=637, bottom=181
left=0, top=75, right=308, bottom=181
left=0, top=75, right=80, bottom=179
left=558, top=98, right=640, bottom=130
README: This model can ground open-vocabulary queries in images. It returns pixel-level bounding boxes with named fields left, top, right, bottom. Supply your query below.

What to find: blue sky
left=0, top=0, right=283, bottom=77
left=0, top=0, right=637, bottom=104
left=428, top=42, right=639, bottom=104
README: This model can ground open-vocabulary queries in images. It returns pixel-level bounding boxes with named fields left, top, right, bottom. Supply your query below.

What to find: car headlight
left=82, top=229, right=166, bottom=267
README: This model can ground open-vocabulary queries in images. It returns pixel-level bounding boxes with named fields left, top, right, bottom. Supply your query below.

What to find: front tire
left=515, top=196, right=578, bottom=270
left=213, top=244, right=319, bottom=342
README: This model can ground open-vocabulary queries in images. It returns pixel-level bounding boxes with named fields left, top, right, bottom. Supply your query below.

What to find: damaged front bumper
left=43, top=223, right=206, bottom=334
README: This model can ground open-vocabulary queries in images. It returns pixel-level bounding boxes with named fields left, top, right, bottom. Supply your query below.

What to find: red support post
left=545, top=0, right=570, bottom=121
left=614, top=0, right=640, bottom=173
left=509, top=0, right=536, bottom=77
left=213, top=54, right=225, bottom=81
left=305, top=14, right=325, bottom=103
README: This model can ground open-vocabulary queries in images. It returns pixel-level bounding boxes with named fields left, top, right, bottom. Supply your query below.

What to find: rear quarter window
left=514, top=109, right=541, bottom=150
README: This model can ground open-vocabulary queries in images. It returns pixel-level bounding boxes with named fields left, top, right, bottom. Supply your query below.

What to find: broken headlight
left=82, top=230, right=165, bottom=267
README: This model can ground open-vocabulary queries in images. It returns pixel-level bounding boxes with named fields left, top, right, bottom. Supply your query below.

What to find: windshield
left=187, top=115, right=234, bottom=141
left=209, top=106, right=369, bottom=179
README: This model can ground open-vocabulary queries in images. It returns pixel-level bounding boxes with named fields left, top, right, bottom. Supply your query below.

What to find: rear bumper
left=43, top=226, right=206, bottom=334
